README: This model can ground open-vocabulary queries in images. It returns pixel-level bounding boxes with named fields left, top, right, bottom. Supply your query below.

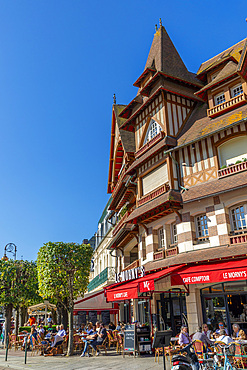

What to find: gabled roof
left=136, top=25, right=202, bottom=88
left=197, top=38, right=246, bottom=78
left=195, top=61, right=238, bottom=100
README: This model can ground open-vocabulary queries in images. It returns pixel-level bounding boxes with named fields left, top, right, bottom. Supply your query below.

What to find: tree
left=37, top=242, right=93, bottom=356
left=0, top=259, right=41, bottom=347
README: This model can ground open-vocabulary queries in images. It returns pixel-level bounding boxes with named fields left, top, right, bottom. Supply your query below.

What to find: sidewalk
left=0, top=348, right=171, bottom=370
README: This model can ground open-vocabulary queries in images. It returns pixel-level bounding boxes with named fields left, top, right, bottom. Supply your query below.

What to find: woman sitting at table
left=232, top=324, right=240, bottom=339
left=179, top=326, right=191, bottom=346
left=237, top=329, right=247, bottom=340
left=80, top=324, right=97, bottom=357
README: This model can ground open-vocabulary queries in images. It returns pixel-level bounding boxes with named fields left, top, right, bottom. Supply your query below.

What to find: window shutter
left=142, top=162, right=168, bottom=195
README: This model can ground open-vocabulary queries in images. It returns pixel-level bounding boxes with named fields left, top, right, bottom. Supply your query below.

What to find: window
left=171, top=223, right=178, bottom=244
left=195, top=214, right=209, bottom=240
left=144, top=119, right=162, bottom=144
left=158, top=228, right=165, bottom=249
left=215, top=92, right=225, bottom=106
left=142, top=162, right=168, bottom=196
left=230, top=204, right=247, bottom=232
left=218, top=136, right=247, bottom=167
left=231, top=84, right=243, bottom=98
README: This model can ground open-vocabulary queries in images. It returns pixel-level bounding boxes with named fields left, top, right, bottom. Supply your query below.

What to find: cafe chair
left=95, top=337, right=108, bottom=356
left=106, top=331, right=118, bottom=349
left=117, top=333, right=123, bottom=354
left=233, top=342, right=245, bottom=369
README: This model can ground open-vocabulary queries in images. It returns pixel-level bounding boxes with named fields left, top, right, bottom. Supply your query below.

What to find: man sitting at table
left=193, top=327, right=212, bottom=348
left=80, top=324, right=97, bottom=357
left=90, top=322, right=107, bottom=355
left=217, top=329, right=234, bottom=344
left=57, top=324, right=66, bottom=338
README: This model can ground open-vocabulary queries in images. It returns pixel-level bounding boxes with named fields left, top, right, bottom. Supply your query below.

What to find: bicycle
left=214, top=343, right=237, bottom=370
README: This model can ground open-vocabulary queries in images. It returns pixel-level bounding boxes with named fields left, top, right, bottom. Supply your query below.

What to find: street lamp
left=3, top=243, right=17, bottom=260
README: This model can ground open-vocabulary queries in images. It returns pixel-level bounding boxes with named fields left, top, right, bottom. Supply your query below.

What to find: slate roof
left=197, top=38, right=246, bottom=75
left=143, top=26, right=202, bottom=87
left=113, top=104, right=136, bottom=153
left=145, top=244, right=247, bottom=272
left=182, top=171, right=247, bottom=203
left=196, top=61, right=238, bottom=95
left=177, top=103, right=247, bottom=147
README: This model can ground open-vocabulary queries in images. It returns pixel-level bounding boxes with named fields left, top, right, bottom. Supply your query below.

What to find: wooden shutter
left=142, top=162, right=168, bottom=195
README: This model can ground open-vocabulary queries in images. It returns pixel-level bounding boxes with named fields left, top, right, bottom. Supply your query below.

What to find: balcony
left=207, top=93, right=247, bottom=118
left=165, top=245, right=178, bottom=258
left=154, top=250, right=165, bottom=261
left=218, top=160, right=247, bottom=178
left=123, top=259, right=139, bottom=271
left=137, top=183, right=170, bottom=207
left=135, top=131, right=165, bottom=158
left=87, top=267, right=116, bottom=292
left=230, top=230, right=247, bottom=245
left=112, top=210, right=130, bottom=237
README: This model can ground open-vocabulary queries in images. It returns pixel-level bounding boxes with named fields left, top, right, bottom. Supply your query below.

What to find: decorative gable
left=143, top=119, right=162, bottom=144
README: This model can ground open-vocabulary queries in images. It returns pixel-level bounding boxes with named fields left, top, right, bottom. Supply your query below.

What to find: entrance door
left=157, top=291, right=187, bottom=335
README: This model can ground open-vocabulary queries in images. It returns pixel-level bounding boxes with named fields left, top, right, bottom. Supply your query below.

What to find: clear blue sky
left=0, top=0, right=246, bottom=261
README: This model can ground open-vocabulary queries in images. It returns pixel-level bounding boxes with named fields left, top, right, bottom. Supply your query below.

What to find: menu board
left=77, top=311, right=87, bottom=325
left=124, top=324, right=136, bottom=354
left=101, top=310, right=110, bottom=326
left=88, top=311, right=97, bottom=324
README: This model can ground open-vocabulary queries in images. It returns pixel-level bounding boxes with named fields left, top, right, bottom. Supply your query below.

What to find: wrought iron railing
left=87, top=267, right=116, bottom=292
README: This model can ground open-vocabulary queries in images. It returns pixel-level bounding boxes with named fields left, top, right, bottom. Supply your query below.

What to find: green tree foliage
left=0, top=259, right=41, bottom=347
left=37, top=242, right=93, bottom=356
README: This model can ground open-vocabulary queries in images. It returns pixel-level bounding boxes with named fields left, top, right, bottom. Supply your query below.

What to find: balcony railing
left=87, top=267, right=116, bottom=292
left=122, top=259, right=139, bottom=271
left=218, top=160, right=247, bottom=178
left=165, top=246, right=178, bottom=257
left=230, top=230, right=247, bottom=245
left=154, top=250, right=164, bottom=261
left=137, top=183, right=170, bottom=207
left=112, top=211, right=130, bottom=237
left=135, top=131, right=165, bottom=158
left=207, top=93, right=247, bottom=118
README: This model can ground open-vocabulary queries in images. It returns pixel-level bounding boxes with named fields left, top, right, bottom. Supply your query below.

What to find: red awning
left=105, top=265, right=184, bottom=302
left=171, top=258, right=247, bottom=286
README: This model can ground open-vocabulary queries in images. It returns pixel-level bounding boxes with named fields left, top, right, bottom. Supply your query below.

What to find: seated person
left=90, top=322, right=107, bottom=355
left=192, top=327, right=212, bottom=349
left=108, top=322, right=116, bottom=331
left=215, top=322, right=228, bottom=335
left=116, top=321, right=121, bottom=331
left=202, top=323, right=212, bottom=339
left=57, top=324, right=66, bottom=338
left=179, top=326, right=191, bottom=346
left=22, top=327, right=37, bottom=349
left=38, top=324, right=45, bottom=339
left=217, top=329, right=234, bottom=344
left=238, top=329, right=247, bottom=340
left=80, top=324, right=97, bottom=357
left=232, top=324, right=240, bottom=339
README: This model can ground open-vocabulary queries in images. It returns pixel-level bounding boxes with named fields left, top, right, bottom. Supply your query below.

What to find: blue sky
left=0, top=0, right=246, bottom=261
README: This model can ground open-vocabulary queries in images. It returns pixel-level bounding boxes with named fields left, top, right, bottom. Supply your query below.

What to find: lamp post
left=3, top=243, right=17, bottom=260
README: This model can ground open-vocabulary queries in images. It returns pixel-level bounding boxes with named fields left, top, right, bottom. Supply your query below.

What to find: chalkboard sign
left=101, top=310, right=110, bottom=326
left=77, top=311, right=87, bottom=326
left=88, top=311, right=97, bottom=324
left=124, top=324, right=136, bottom=355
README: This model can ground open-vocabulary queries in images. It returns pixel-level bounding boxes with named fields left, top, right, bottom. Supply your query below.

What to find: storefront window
left=201, top=280, right=247, bottom=334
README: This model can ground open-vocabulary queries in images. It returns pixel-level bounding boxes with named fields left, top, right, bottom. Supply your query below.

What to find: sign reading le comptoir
left=115, top=266, right=145, bottom=283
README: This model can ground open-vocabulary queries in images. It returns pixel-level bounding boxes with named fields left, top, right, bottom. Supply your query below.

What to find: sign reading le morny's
left=115, top=266, right=145, bottom=283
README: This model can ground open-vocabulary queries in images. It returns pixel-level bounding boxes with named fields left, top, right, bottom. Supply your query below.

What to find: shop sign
left=171, top=266, right=247, bottom=286
left=139, top=279, right=155, bottom=292
left=107, top=286, right=138, bottom=301
left=115, top=266, right=145, bottom=283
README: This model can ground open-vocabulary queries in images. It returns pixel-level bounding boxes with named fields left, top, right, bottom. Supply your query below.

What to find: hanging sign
left=115, top=266, right=145, bottom=283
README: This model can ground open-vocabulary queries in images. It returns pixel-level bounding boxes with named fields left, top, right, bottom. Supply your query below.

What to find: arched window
left=230, top=204, right=247, bottom=232
left=218, top=136, right=247, bottom=167
left=144, top=119, right=162, bottom=144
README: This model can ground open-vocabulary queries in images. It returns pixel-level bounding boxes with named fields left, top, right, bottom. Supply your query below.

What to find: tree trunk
left=61, top=305, right=68, bottom=330
left=51, top=308, right=57, bottom=325
left=20, top=306, right=27, bottom=326
left=67, top=307, right=74, bottom=356
left=15, top=306, right=19, bottom=336
left=56, top=302, right=62, bottom=325
left=4, top=303, right=13, bottom=348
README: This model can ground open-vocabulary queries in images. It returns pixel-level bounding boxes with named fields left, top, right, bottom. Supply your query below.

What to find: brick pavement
left=0, top=349, right=171, bottom=370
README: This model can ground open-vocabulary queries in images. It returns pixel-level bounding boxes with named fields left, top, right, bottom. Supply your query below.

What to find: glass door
left=202, top=295, right=230, bottom=332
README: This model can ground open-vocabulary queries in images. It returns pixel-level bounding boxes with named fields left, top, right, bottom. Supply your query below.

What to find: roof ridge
left=200, top=38, right=247, bottom=67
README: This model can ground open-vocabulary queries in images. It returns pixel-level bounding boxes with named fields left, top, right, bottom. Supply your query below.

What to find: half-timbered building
left=105, top=21, right=247, bottom=336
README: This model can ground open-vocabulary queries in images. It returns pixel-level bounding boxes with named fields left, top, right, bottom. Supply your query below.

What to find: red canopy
left=171, top=258, right=247, bottom=286
left=105, top=265, right=183, bottom=302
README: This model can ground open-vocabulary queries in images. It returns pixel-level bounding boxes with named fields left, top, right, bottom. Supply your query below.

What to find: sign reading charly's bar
left=115, top=266, right=145, bottom=283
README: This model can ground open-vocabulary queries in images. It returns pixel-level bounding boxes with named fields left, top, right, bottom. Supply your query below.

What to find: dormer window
left=231, top=84, right=243, bottom=98
left=144, top=119, right=162, bottom=144
left=215, top=92, right=225, bottom=106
